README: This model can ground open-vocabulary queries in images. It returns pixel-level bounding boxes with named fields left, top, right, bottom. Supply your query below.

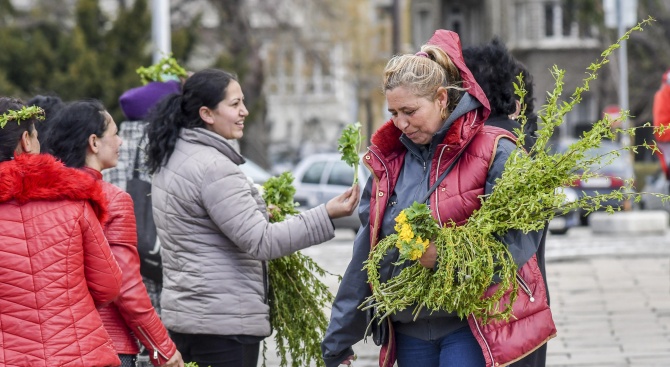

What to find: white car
left=292, top=153, right=370, bottom=233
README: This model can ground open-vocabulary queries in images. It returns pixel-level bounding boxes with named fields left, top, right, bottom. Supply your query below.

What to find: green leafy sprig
left=364, top=17, right=663, bottom=324
left=337, top=122, right=364, bottom=185
left=0, top=105, right=45, bottom=129
left=136, top=55, right=188, bottom=85
left=262, top=173, right=338, bottom=367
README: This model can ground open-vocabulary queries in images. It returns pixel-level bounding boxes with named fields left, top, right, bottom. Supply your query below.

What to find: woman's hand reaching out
left=325, top=185, right=361, bottom=219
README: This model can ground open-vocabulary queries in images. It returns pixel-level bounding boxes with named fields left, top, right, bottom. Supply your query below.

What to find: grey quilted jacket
left=152, top=127, right=335, bottom=336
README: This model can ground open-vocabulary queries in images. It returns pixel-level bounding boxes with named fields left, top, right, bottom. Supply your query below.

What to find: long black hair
left=0, top=98, right=37, bottom=162
left=27, top=94, right=65, bottom=145
left=43, top=99, right=108, bottom=168
left=146, top=68, right=237, bottom=174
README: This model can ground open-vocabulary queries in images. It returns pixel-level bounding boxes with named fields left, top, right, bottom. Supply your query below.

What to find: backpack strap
left=132, top=130, right=148, bottom=179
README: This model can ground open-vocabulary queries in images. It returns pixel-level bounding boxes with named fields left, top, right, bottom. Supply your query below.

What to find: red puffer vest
left=364, top=29, right=556, bottom=367
left=86, top=168, right=178, bottom=365
left=0, top=154, right=123, bottom=367
left=366, top=121, right=556, bottom=367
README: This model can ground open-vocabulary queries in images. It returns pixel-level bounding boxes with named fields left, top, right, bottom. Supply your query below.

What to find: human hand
left=419, top=241, right=437, bottom=269
left=325, top=185, right=361, bottom=219
left=340, top=354, right=357, bottom=365
left=160, top=350, right=184, bottom=367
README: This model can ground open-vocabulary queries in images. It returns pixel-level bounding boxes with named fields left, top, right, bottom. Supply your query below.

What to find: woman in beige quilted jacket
left=145, top=69, right=360, bottom=367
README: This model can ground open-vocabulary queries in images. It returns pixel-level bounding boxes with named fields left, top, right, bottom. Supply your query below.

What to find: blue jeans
left=395, top=326, right=485, bottom=367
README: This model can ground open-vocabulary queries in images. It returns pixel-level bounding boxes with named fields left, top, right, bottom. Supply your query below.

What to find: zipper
left=137, top=325, right=168, bottom=361
left=434, top=145, right=450, bottom=222
left=471, top=314, right=495, bottom=365
left=516, top=273, right=535, bottom=302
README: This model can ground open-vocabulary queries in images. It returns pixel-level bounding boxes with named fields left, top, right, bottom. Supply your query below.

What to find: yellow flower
left=395, top=211, right=408, bottom=225
left=409, top=248, right=424, bottom=261
left=417, top=236, right=430, bottom=250
left=398, top=223, right=414, bottom=242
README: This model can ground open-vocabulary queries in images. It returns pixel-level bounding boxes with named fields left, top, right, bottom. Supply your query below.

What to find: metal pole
left=152, top=0, right=171, bottom=63
left=617, top=0, right=630, bottom=148
left=392, top=0, right=401, bottom=54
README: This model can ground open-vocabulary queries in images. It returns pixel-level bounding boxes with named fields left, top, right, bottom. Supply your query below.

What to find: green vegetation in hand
left=337, top=122, right=364, bottom=186
left=262, top=172, right=300, bottom=221
left=364, top=17, right=667, bottom=325
left=136, top=54, right=188, bottom=85
left=261, top=172, right=339, bottom=367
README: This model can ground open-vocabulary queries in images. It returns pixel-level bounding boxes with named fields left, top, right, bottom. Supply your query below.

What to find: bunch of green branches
left=136, top=54, right=188, bottom=85
left=364, top=17, right=665, bottom=324
left=262, top=172, right=338, bottom=367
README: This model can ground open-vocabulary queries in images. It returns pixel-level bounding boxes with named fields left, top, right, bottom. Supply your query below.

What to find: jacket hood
left=371, top=30, right=490, bottom=157
left=0, top=153, right=108, bottom=222
left=180, top=128, right=244, bottom=165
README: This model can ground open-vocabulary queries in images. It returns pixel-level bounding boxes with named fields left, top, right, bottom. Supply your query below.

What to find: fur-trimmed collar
left=0, top=153, right=108, bottom=222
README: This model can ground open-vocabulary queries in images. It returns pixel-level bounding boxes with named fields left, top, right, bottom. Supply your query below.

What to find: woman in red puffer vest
left=0, top=97, right=123, bottom=367
left=44, top=100, right=183, bottom=367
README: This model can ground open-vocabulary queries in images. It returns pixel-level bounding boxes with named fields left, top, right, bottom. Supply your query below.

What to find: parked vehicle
left=292, top=153, right=370, bottom=232
left=547, top=187, right=581, bottom=235
left=240, top=158, right=273, bottom=185
left=551, top=138, right=635, bottom=226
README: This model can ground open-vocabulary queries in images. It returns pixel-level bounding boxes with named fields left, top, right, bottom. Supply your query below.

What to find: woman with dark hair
left=464, top=39, right=548, bottom=367
left=44, top=100, right=183, bottom=367
left=0, top=97, right=123, bottom=367
left=145, top=68, right=360, bottom=367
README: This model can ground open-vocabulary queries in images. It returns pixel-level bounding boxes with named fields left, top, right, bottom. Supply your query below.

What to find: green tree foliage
left=0, top=0, right=197, bottom=123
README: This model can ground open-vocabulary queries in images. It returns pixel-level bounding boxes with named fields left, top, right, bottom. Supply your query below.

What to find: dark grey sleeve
left=321, top=178, right=374, bottom=367
left=486, top=138, right=543, bottom=268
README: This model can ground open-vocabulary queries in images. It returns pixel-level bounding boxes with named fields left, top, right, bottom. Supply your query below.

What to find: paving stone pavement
left=259, top=223, right=670, bottom=367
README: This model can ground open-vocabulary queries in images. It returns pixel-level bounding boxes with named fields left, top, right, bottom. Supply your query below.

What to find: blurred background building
left=3, top=0, right=670, bottom=171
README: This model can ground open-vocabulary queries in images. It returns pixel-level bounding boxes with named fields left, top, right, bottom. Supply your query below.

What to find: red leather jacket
left=365, top=30, right=556, bottom=367
left=0, top=154, right=123, bottom=367
left=86, top=168, right=178, bottom=365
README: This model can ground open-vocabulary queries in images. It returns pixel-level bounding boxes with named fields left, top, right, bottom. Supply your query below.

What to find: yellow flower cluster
left=394, top=210, right=430, bottom=261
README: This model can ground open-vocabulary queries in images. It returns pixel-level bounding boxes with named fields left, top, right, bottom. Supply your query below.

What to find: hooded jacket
left=152, top=127, right=335, bottom=337
left=86, top=168, right=178, bottom=365
left=0, top=153, right=123, bottom=367
left=321, top=30, right=555, bottom=367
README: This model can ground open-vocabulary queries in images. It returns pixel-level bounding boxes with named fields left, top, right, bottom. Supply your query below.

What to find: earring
left=440, top=106, right=448, bottom=121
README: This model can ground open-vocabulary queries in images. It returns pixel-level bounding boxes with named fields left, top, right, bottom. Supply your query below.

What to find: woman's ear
left=17, top=130, right=33, bottom=154
left=436, top=86, right=449, bottom=109
left=509, top=100, right=522, bottom=120
left=199, top=106, right=214, bottom=125
left=88, top=134, right=99, bottom=153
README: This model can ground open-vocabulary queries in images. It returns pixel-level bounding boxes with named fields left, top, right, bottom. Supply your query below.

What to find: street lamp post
left=151, top=0, right=171, bottom=63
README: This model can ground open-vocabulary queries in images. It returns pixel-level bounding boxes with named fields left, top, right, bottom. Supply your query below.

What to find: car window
left=327, top=161, right=355, bottom=186
left=301, top=161, right=327, bottom=184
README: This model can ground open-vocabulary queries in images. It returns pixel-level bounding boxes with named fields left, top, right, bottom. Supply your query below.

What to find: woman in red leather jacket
left=0, top=97, right=123, bottom=367
left=44, top=99, right=183, bottom=367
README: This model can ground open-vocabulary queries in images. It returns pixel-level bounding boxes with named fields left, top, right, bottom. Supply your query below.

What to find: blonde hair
left=383, top=45, right=462, bottom=112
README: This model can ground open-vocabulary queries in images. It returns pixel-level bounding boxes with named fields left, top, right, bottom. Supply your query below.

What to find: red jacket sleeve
left=653, top=86, right=670, bottom=141
left=105, top=190, right=178, bottom=365
left=81, top=201, right=123, bottom=306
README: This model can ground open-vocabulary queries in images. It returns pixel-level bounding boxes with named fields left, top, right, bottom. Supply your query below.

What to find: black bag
left=126, top=133, right=162, bottom=283
left=365, top=303, right=390, bottom=346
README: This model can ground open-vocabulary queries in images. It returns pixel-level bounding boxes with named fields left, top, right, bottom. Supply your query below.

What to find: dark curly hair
left=463, top=38, right=535, bottom=117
